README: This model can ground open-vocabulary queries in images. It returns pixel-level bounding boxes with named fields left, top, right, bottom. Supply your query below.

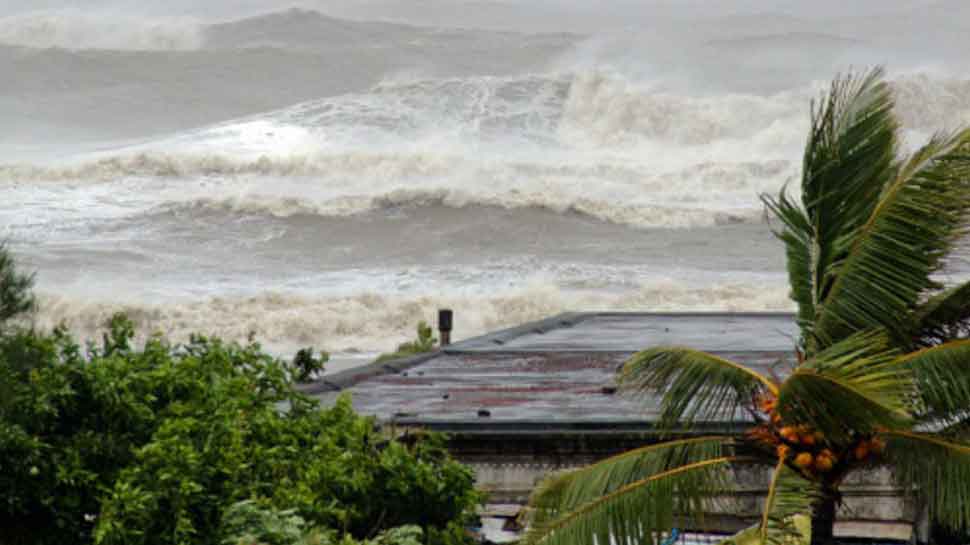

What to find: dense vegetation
left=0, top=246, right=480, bottom=545
left=525, top=68, right=970, bottom=545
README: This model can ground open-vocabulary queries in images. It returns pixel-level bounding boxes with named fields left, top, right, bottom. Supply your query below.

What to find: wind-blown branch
left=758, top=461, right=818, bottom=545
left=898, top=339, right=970, bottom=420
left=911, top=282, right=970, bottom=346
left=813, top=128, right=970, bottom=346
left=530, top=436, right=733, bottom=519
left=784, top=68, right=900, bottom=352
left=524, top=457, right=746, bottom=545
left=779, top=332, right=911, bottom=443
left=621, top=347, right=777, bottom=430
left=885, top=430, right=970, bottom=532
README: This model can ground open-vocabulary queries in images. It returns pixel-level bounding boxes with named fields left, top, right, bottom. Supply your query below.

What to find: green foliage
left=755, top=462, right=820, bottom=545
left=291, top=347, right=329, bottom=383
left=778, top=331, right=912, bottom=444
left=219, top=500, right=315, bottom=545
left=528, top=436, right=733, bottom=541
left=376, top=322, right=437, bottom=363
left=0, top=315, right=479, bottom=545
left=525, top=454, right=737, bottom=545
left=884, top=431, right=970, bottom=535
left=621, top=347, right=775, bottom=429
left=0, top=241, right=34, bottom=330
left=219, top=501, right=427, bottom=545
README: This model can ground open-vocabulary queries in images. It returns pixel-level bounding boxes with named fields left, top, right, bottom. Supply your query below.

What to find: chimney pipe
left=438, top=309, right=453, bottom=346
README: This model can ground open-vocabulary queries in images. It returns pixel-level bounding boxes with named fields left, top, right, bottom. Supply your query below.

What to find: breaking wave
left=0, top=149, right=791, bottom=228
left=33, top=280, right=794, bottom=354
left=0, top=11, right=204, bottom=51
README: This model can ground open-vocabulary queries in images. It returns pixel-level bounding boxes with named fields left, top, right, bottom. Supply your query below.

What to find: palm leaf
left=885, top=430, right=970, bottom=533
left=757, top=461, right=819, bottom=545
left=530, top=436, right=732, bottom=519
left=898, top=339, right=970, bottom=420
left=762, top=186, right=815, bottom=345
left=765, top=68, right=899, bottom=350
left=621, top=347, right=777, bottom=430
left=523, top=456, right=746, bottom=545
left=911, top=281, right=970, bottom=346
left=778, top=331, right=912, bottom=443
left=813, top=127, right=970, bottom=347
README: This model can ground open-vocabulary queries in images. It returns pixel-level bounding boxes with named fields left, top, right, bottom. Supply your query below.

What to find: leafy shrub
left=0, top=241, right=34, bottom=330
left=0, top=315, right=479, bottom=545
left=219, top=501, right=427, bottom=545
left=291, top=347, right=328, bottom=383
left=376, top=322, right=437, bottom=363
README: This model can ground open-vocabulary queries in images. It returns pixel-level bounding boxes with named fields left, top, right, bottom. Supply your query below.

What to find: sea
left=2, top=0, right=969, bottom=365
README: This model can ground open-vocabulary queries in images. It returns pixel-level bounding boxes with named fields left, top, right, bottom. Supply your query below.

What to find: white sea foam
left=33, top=280, right=795, bottom=354
left=0, top=11, right=203, bottom=51
left=5, top=71, right=968, bottom=231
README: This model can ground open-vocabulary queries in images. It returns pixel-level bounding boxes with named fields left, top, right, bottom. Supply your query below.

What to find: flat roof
left=301, top=312, right=798, bottom=431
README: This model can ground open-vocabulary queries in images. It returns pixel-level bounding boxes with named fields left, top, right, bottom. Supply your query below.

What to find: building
left=300, top=312, right=919, bottom=543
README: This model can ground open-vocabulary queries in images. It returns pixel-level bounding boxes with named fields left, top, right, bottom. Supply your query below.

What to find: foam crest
left=33, top=281, right=794, bottom=355
left=892, top=73, right=970, bottom=133
left=0, top=149, right=790, bottom=228
left=0, top=11, right=203, bottom=51
left=558, top=71, right=809, bottom=148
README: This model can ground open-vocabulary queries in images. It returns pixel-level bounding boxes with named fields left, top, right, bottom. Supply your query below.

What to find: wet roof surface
left=457, top=312, right=799, bottom=352
left=306, top=312, right=798, bottom=427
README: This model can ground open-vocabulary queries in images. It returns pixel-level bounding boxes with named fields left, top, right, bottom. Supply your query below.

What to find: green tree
left=525, top=68, right=970, bottom=545
left=0, top=241, right=34, bottom=330
left=0, top=315, right=479, bottom=545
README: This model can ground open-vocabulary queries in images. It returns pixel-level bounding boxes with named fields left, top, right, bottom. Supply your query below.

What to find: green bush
left=0, top=241, right=34, bottom=331
left=219, top=501, right=427, bottom=545
left=376, top=322, right=437, bottom=363
left=0, top=315, right=480, bottom=545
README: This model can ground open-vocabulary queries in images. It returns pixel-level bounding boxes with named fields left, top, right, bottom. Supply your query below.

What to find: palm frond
left=530, top=436, right=732, bottom=519
left=758, top=461, right=819, bottom=545
left=778, top=331, right=912, bottom=443
left=523, top=456, right=745, bottom=545
left=898, top=339, right=970, bottom=419
left=762, top=187, right=815, bottom=345
left=813, top=127, right=970, bottom=347
left=911, top=281, right=970, bottom=346
left=621, top=347, right=777, bottom=430
left=885, top=430, right=970, bottom=533
left=778, top=67, right=900, bottom=352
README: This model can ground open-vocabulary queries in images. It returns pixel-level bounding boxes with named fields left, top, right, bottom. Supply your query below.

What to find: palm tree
left=524, top=68, right=970, bottom=545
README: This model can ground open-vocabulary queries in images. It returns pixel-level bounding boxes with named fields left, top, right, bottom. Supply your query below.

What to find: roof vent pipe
left=438, top=309, right=453, bottom=347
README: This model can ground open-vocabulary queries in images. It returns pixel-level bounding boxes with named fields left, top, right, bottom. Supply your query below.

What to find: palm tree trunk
left=810, top=489, right=837, bottom=545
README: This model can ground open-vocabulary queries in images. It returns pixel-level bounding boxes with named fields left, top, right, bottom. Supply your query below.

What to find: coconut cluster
left=750, top=394, right=886, bottom=477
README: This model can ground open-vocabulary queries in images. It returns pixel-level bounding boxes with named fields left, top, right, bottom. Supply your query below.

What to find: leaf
left=911, top=281, right=970, bottom=346
left=758, top=461, right=818, bottom=545
left=762, top=187, right=815, bottom=344
left=621, top=347, right=777, bottom=430
left=778, top=331, right=912, bottom=443
left=530, top=436, right=732, bottom=518
left=813, top=127, right=970, bottom=347
left=524, top=456, right=745, bottom=545
left=898, top=339, right=970, bottom=419
left=788, top=68, right=900, bottom=351
left=885, top=430, right=970, bottom=533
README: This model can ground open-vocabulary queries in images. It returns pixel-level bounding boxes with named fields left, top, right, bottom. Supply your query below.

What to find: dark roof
left=301, top=312, right=798, bottom=432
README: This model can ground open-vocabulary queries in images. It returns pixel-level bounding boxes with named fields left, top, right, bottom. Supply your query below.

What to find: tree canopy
left=0, top=312, right=479, bottom=545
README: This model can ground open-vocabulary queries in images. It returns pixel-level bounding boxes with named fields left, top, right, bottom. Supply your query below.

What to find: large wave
left=0, top=11, right=204, bottom=51
left=32, top=280, right=795, bottom=355
left=6, top=71, right=969, bottom=229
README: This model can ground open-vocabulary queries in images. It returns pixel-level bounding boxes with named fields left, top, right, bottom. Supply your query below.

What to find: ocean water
left=2, top=1, right=970, bottom=357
